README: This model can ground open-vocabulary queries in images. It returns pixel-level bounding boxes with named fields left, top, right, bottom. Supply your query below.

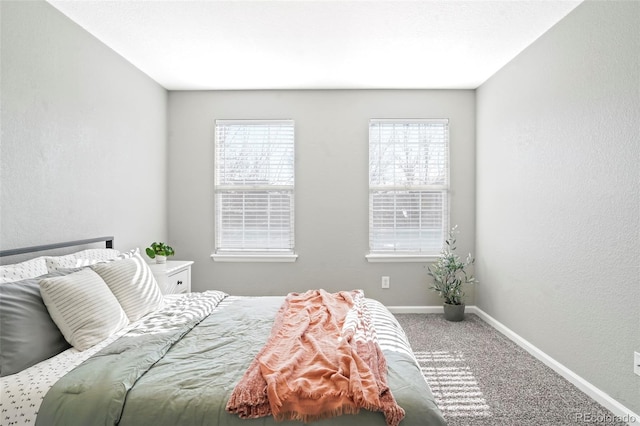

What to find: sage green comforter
left=36, top=293, right=446, bottom=426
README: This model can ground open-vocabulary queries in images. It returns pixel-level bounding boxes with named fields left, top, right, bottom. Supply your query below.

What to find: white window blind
left=369, top=119, right=449, bottom=256
left=215, top=120, right=295, bottom=254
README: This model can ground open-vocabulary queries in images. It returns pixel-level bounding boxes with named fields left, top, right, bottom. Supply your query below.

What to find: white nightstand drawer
left=166, top=268, right=189, bottom=294
left=150, top=260, right=193, bottom=295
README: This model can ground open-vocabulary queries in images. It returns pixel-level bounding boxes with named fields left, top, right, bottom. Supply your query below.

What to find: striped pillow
left=91, top=253, right=163, bottom=322
left=39, top=269, right=129, bottom=351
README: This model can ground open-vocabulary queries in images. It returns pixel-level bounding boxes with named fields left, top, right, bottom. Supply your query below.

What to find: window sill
left=365, top=254, right=439, bottom=263
left=211, top=253, right=298, bottom=263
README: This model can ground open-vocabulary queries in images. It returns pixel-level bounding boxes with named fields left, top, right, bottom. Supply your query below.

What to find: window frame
left=366, top=118, right=450, bottom=262
left=211, top=119, right=297, bottom=263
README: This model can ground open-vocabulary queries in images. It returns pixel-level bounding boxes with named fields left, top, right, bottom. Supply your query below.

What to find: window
left=368, top=119, right=449, bottom=261
left=213, top=120, right=296, bottom=261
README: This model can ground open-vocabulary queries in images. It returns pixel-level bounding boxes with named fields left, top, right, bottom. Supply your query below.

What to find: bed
left=0, top=237, right=446, bottom=426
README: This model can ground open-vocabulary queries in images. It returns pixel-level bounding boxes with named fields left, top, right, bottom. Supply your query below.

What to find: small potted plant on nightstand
left=145, top=242, right=175, bottom=264
left=428, top=226, right=477, bottom=322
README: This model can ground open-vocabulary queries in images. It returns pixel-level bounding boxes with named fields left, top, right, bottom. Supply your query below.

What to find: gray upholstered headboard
left=0, top=236, right=114, bottom=258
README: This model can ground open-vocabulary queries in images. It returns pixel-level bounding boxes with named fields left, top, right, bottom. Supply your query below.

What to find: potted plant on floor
left=428, top=226, right=477, bottom=321
left=145, top=242, right=175, bottom=264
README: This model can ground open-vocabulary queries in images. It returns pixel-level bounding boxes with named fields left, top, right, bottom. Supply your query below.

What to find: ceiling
left=47, top=0, right=583, bottom=90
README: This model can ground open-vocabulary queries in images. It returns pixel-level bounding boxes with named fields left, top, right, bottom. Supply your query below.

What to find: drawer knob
left=177, top=280, right=183, bottom=285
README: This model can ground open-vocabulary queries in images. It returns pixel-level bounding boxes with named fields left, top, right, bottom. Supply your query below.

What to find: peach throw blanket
left=226, top=289, right=404, bottom=426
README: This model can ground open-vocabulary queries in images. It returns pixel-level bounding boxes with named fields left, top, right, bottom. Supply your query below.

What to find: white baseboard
left=387, top=304, right=639, bottom=425
left=386, top=305, right=443, bottom=314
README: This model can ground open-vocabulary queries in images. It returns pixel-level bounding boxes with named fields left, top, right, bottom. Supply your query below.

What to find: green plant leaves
left=145, top=242, right=175, bottom=258
left=428, top=226, right=476, bottom=305
left=145, top=247, right=156, bottom=259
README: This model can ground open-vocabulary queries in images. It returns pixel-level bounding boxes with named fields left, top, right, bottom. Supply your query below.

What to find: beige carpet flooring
left=393, top=313, right=630, bottom=426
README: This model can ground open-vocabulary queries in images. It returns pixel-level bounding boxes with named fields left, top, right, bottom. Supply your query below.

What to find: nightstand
left=149, top=260, right=193, bottom=295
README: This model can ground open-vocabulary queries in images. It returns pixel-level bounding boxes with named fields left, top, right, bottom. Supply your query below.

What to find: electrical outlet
left=634, top=352, right=640, bottom=377
left=381, top=276, right=390, bottom=289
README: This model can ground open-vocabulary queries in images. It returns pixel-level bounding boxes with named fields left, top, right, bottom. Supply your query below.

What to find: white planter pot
left=155, top=255, right=167, bottom=264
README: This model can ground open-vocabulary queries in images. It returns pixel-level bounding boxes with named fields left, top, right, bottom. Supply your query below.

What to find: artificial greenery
left=145, top=242, right=175, bottom=259
left=428, top=226, right=477, bottom=305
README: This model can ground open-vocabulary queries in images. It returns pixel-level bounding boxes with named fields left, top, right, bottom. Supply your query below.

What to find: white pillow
left=39, top=269, right=129, bottom=351
left=44, top=248, right=129, bottom=272
left=0, top=257, right=48, bottom=283
left=115, top=247, right=139, bottom=259
left=91, top=253, right=163, bottom=322
left=73, top=248, right=121, bottom=262
left=43, top=253, right=78, bottom=271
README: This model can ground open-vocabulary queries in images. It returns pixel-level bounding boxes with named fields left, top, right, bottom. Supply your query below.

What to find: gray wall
left=0, top=1, right=168, bottom=254
left=168, top=90, right=476, bottom=306
left=476, top=0, right=639, bottom=414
